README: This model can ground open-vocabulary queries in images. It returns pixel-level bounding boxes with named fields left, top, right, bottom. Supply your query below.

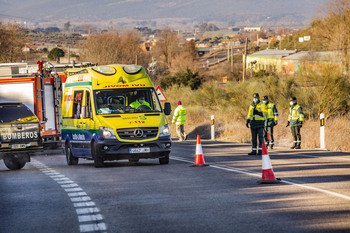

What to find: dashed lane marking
left=171, top=156, right=350, bottom=201
left=30, top=160, right=108, bottom=233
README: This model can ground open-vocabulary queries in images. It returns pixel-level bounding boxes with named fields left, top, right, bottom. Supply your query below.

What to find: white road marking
left=78, top=214, right=104, bottom=222
left=80, top=223, right=107, bottom=232
left=76, top=207, right=100, bottom=215
left=31, top=160, right=108, bottom=232
left=65, top=187, right=84, bottom=192
left=171, top=156, right=350, bottom=201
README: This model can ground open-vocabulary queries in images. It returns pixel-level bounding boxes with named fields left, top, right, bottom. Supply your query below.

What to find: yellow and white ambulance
left=61, top=64, right=172, bottom=167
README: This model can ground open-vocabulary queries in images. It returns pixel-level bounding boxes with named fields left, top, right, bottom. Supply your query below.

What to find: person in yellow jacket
left=262, top=96, right=278, bottom=149
left=130, top=96, right=151, bottom=109
left=172, top=101, right=187, bottom=141
left=246, top=93, right=268, bottom=155
left=286, top=96, right=304, bottom=149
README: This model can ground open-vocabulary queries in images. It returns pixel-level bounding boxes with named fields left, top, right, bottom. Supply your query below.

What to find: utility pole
left=231, top=45, right=234, bottom=74
left=242, top=38, right=248, bottom=83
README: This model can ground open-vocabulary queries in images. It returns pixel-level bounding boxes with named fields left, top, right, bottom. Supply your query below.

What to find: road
left=1, top=140, right=350, bottom=233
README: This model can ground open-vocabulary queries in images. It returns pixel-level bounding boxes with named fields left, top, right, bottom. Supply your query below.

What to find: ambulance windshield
left=94, top=88, right=162, bottom=115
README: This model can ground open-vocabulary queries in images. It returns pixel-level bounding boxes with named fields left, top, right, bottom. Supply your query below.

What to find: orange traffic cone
left=257, top=142, right=281, bottom=184
left=191, top=135, right=209, bottom=167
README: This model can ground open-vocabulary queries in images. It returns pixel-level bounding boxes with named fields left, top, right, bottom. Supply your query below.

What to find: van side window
left=73, top=91, right=84, bottom=119
left=84, top=91, right=92, bottom=118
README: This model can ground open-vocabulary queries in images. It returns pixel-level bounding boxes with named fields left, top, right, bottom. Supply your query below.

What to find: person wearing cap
left=172, top=101, right=187, bottom=141
left=286, top=97, right=304, bottom=149
left=246, top=93, right=268, bottom=155
left=262, top=96, right=279, bottom=149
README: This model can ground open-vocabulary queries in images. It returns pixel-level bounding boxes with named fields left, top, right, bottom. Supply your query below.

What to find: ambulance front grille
left=117, top=127, right=158, bottom=140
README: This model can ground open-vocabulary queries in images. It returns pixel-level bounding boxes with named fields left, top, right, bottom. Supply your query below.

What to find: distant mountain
left=0, top=0, right=327, bottom=29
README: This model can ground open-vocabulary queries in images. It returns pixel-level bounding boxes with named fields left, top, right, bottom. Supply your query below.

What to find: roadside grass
left=165, top=85, right=350, bottom=152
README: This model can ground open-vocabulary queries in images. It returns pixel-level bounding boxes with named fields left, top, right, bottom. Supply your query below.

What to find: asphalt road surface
left=1, top=140, right=350, bottom=233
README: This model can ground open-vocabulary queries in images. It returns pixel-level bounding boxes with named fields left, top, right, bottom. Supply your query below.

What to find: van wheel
left=65, top=143, right=78, bottom=165
left=3, top=156, right=26, bottom=170
left=92, top=142, right=105, bottom=168
left=159, top=152, right=170, bottom=165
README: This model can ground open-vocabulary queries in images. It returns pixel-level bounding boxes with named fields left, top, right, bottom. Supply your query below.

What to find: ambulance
left=61, top=64, right=172, bottom=168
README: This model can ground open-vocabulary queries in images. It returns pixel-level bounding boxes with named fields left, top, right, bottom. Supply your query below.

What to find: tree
left=64, top=21, right=71, bottom=32
left=48, top=47, right=65, bottom=63
left=311, top=0, right=350, bottom=72
left=81, top=31, right=149, bottom=67
left=0, top=22, right=26, bottom=62
left=152, top=28, right=179, bottom=67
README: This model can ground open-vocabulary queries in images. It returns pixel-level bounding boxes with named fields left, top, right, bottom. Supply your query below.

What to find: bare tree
left=311, top=0, right=350, bottom=72
left=0, top=22, right=26, bottom=62
left=80, top=31, right=149, bottom=67
left=152, top=28, right=179, bottom=67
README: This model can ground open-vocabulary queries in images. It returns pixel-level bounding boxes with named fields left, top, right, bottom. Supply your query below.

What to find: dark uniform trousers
left=291, top=126, right=301, bottom=146
left=251, top=126, right=264, bottom=151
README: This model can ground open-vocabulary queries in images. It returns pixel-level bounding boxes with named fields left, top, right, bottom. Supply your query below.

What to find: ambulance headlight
left=99, top=127, right=116, bottom=139
left=159, top=124, right=170, bottom=137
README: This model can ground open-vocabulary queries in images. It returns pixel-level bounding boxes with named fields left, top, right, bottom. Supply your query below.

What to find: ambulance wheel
left=3, top=156, right=26, bottom=170
left=65, top=143, right=78, bottom=165
left=159, top=152, right=170, bottom=165
left=92, top=142, right=105, bottom=168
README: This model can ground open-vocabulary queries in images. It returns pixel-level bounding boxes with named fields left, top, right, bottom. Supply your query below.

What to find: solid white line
left=171, top=156, right=350, bottom=201
left=80, top=223, right=107, bottom=232
left=78, top=214, right=103, bottom=222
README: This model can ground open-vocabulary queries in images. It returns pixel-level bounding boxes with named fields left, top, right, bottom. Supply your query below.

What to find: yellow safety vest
left=288, top=104, right=304, bottom=126
left=266, top=102, right=278, bottom=121
left=247, top=102, right=267, bottom=121
left=172, top=105, right=187, bottom=125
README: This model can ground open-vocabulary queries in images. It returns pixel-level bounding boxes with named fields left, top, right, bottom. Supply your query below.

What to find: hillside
left=1, top=0, right=327, bottom=29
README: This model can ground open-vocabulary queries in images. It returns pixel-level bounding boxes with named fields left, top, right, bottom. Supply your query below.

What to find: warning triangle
left=156, top=86, right=167, bottom=102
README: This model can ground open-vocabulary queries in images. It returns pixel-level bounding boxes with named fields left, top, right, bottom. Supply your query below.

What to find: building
left=246, top=48, right=297, bottom=73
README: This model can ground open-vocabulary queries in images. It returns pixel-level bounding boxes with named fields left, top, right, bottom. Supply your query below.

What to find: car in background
left=0, top=103, right=42, bottom=170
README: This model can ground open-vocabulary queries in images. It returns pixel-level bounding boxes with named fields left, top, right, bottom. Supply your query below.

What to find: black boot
left=248, top=150, right=257, bottom=155
left=295, top=144, right=301, bottom=149
left=257, top=150, right=262, bottom=155
left=270, top=144, right=274, bottom=149
left=290, top=144, right=296, bottom=149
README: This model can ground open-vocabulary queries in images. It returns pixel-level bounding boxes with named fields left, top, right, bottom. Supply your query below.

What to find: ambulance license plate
left=129, top=147, right=150, bottom=153
left=11, top=144, right=26, bottom=149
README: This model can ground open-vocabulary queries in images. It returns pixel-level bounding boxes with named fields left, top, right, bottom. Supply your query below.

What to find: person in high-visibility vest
left=246, top=93, right=268, bottom=155
left=130, top=95, right=151, bottom=109
left=262, top=96, right=278, bottom=149
left=172, top=101, right=187, bottom=141
left=286, top=96, right=304, bottom=149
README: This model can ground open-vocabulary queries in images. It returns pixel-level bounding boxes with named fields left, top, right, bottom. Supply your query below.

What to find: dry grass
left=165, top=86, right=350, bottom=152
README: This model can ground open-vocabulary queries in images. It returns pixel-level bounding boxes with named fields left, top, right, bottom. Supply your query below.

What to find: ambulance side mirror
left=164, top=102, right=172, bottom=116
